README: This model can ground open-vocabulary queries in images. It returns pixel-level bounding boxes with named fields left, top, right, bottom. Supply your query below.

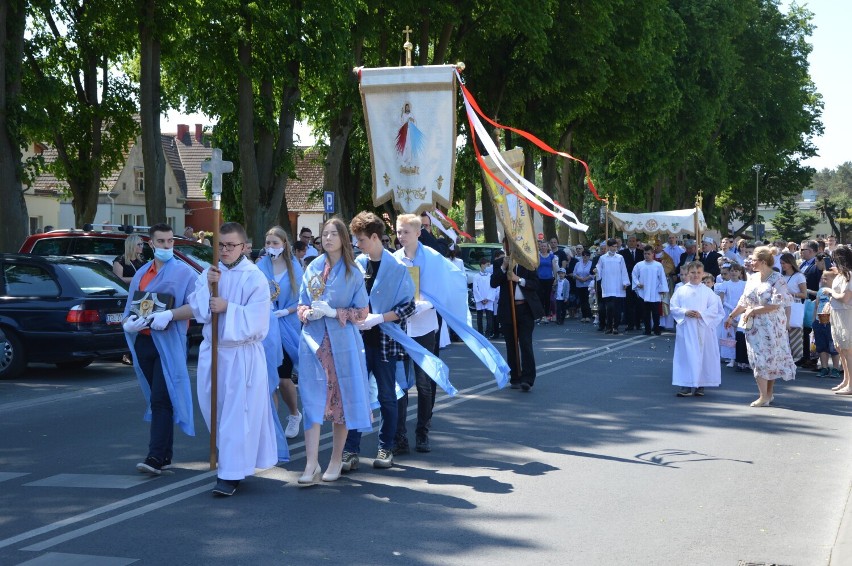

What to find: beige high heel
left=322, top=462, right=344, bottom=482
left=297, top=464, right=321, bottom=486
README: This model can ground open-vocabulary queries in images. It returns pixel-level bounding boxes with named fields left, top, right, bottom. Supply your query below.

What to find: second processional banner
left=359, top=64, right=457, bottom=214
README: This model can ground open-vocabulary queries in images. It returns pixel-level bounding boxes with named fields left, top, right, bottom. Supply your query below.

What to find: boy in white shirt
left=472, top=257, right=496, bottom=337
left=554, top=268, right=570, bottom=325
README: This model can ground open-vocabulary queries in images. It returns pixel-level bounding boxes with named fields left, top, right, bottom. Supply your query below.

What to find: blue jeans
left=133, top=334, right=174, bottom=464
left=345, top=346, right=398, bottom=453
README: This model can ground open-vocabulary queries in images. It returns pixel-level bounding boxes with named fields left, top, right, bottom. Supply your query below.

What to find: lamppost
left=753, top=164, right=762, bottom=239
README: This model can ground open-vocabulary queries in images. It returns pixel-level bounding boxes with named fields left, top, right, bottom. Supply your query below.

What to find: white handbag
left=789, top=300, right=805, bottom=328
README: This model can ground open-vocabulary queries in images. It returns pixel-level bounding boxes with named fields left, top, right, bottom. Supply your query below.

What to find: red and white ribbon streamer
left=433, top=209, right=473, bottom=241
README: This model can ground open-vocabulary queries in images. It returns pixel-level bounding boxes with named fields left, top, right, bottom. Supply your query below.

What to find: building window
left=122, top=182, right=127, bottom=191
left=168, top=216, right=176, bottom=229
left=134, top=168, right=144, bottom=192
left=122, top=214, right=133, bottom=227
left=29, top=217, right=42, bottom=234
left=168, top=186, right=173, bottom=195
left=135, top=215, right=146, bottom=227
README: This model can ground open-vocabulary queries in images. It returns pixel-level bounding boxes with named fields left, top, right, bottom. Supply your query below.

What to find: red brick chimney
left=177, top=124, right=189, bottom=143
left=195, top=124, right=203, bottom=143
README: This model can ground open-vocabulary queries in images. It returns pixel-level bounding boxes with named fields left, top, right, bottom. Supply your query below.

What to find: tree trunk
left=0, top=0, right=28, bottom=251
left=540, top=153, right=556, bottom=240
left=464, top=183, right=476, bottom=240
left=236, top=14, right=260, bottom=237
left=139, top=0, right=166, bottom=226
left=323, top=106, right=355, bottom=220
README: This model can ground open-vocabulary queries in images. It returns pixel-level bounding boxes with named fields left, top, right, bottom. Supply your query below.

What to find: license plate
left=106, top=313, right=123, bottom=325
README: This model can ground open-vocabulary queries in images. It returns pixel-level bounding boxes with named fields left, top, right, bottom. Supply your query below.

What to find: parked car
left=20, top=229, right=213, bottom=272
left=0, top=254, right=131, bottom=379
left=20, top=229, right=212, bottom=347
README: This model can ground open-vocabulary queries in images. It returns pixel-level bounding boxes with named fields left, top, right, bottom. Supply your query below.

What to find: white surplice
left=189, top=258, right=277, bottom=481
left=596, top=253, right=629, bottom=298
left=670, top=282, right=726, bottom=388
left=632, top=260, right=667, bottom=301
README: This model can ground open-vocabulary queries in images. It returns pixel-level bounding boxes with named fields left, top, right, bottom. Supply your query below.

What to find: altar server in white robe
left=632, top=245, right=668, bottom=335
left=670, top=261, right=726, bottom=397
left=189, top=222, right=277, bottom=496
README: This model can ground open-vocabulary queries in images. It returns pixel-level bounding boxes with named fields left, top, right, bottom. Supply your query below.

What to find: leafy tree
left=771, top=196, right=818, bottom=242
left=0, top=0, right=28, bottom=252
left=24, top=0, right=138, bottom=227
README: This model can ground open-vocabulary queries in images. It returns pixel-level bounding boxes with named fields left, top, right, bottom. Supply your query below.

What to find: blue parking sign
left=324, top=191, right=335, bottom=214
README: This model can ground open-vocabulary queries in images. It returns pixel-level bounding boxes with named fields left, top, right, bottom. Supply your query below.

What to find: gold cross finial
left=403, top=26, right=413, bottom=67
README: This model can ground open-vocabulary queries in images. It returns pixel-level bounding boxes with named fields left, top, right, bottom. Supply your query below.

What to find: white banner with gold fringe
left=359, top=65, right=457, bottom=214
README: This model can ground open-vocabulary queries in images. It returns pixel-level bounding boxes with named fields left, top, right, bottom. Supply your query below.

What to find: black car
left=0, top=254, right=130, bottom=379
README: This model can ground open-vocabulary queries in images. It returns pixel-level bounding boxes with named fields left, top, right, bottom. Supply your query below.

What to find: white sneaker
left=726, top=359, right=735, bottom=367
left=285, top=412, right=302, bottom=439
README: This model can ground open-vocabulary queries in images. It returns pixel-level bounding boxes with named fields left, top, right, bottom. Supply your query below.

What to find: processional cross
left=403, top=25, right=413, bottom=67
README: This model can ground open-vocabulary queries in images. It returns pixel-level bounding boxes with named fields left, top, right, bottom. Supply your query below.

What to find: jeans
left=133, top=334, right=174, bottom=463
left=345, top=346, right=398, bottom=453
left=396, top=331, right=437, bottom=441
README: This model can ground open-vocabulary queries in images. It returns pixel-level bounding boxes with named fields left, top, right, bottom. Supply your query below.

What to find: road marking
left=0, top=381, right=138, bottom=414
left=5, top=333, right=654, bottom=552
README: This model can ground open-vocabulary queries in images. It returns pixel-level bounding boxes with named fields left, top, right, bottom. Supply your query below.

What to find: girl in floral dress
left=725, top=246, right=795, bottom=406
left=296, top=218, right=370, bottom=485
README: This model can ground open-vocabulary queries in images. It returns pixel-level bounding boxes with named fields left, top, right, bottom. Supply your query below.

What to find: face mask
left=265, top=247, right=283, bottom=259
left=154, top=247, right=174, bottom=262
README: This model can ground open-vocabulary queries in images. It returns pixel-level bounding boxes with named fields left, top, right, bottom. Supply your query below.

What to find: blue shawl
left=257, top=255, right=303, bottom=362
left=298, top=255, right=372, bottom=429
left=395, top=243, right=510, bottom=388
left=257, top=256, right=302, bottom=461
left=356, top=249, right=456, bottom=396
left=123, top=258, right=196, bottom=436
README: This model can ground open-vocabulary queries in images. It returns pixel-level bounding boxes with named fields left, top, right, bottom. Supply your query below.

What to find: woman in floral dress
left=725, top=246, right=795, bottom=406
left=296, top=218, right=370, bottom=485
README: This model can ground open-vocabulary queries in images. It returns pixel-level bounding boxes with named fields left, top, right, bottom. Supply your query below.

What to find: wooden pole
left=209, top=207, right=220, bottom=471
left=508, top=258, right=521, bottom=376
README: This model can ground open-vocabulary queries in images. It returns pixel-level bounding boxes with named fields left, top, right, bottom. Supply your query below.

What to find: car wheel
left=55, top=359, right=94, bottom=370
left=0, top=329, right=27, bottom=380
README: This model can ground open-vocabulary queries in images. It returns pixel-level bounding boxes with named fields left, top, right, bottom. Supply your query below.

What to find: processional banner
left=482, top=148, right=538, bottom=272
left=359, top=65, right=457, bottom=214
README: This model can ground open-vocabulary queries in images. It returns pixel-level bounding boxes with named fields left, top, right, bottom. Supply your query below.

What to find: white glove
left=356, top=313, right=384, bottom=330
left=414, top=300, right=434, bottom=314
left=311, top=300, right=337, bottom=318
left=122, top=314, right=148, bottom=334
left=273, top=308, right=290, bottom=318
left=305, top=308, right=324, bottom=321
left=147, top=310, right=174, bottom=331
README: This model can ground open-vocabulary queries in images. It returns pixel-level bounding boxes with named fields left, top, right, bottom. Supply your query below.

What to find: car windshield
left=175, top=244, right=212, bottom=269
left=58, top=262, right=128, bottom=296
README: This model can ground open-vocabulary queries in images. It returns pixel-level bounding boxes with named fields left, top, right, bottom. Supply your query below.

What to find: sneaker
left=161, top=458, right=173, bottom=471
left=726, top=359, right=735, bottom=368
left=694, top=387, right=705, bottom=396
left=285, top=412, right=302, bottom=439
left=373, top=448, right=394, bottom=468
left=393, top=439, right=410, bottom=456
left=817, top=368, right=830, bottom=378
left=341, top=451, right=359, bottom=472
left=415, top=434, right=431, bottom=453
left=831, top=368, right=842, bottom=379
left=136, top=456, right=163, bottom=476
left=676, top=387, right=694, bottom=397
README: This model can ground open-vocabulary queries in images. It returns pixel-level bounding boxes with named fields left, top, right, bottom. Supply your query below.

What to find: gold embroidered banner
left=482, top=148, right=538, bottom=272
left=359, top=65, right=457, bottom=214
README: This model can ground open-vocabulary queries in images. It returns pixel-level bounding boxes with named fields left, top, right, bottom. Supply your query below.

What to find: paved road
left=1, top=322, right=851, bottom=565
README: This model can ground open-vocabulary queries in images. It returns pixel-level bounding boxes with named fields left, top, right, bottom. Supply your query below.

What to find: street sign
left=324, top=191, right=335, bottom=214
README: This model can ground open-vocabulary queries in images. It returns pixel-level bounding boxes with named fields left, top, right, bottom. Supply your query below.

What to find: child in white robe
left=670, top=261, right=726, bottom=397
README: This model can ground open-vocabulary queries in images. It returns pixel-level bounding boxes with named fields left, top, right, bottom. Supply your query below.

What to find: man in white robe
left=670, top=261, right=725, bottom=397
left=188, top=222, right=277, bottom=496
left=632, top=245, right=668, bottom=335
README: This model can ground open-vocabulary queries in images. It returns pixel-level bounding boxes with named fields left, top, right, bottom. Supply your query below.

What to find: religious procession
left=92, top=20, right=847, bottom=503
